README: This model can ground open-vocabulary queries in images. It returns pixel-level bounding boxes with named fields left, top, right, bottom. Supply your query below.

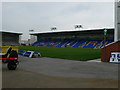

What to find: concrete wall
left=29, top=35, right=37, bottom=44
left=115, top=1, right=120, bottom=41
left=0, top=32, right=1, bottom=45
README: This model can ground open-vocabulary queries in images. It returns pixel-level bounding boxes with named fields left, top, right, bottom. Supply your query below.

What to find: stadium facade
left=31, top=28, right=114, bottom=41
left=30, top=28, right=114, bottom=49
left=0, top=30, right=22, bottom=46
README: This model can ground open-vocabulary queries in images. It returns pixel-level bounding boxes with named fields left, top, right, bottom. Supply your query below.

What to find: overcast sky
left=2, top=2, right=114, bottom=40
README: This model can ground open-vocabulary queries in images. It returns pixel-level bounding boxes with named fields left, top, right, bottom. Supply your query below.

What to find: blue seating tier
left=31, top=40, right=114, bottom=48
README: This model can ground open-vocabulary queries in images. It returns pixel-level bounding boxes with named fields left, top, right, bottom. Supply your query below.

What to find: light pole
left=103, top=28, right=107, bottom=61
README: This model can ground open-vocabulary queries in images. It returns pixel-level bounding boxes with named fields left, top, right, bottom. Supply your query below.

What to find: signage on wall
left=110, top=52, right=120, bottom=63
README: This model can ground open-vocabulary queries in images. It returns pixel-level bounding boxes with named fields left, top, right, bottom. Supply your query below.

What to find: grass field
left=20, top=46, right=101, bottom=61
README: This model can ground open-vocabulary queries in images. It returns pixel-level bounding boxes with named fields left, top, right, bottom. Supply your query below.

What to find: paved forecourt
left=2, top=56, right=118, bottom=88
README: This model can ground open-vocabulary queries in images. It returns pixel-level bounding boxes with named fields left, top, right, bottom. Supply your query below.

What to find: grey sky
left=2, top=2, right=114, bottom=40
left=0, top=2, right=1, bottom=43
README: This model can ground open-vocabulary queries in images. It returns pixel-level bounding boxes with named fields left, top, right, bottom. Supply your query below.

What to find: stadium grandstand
left=30, top=28, right=114, bottom=49
left=0, top=30, right=22, bottom=46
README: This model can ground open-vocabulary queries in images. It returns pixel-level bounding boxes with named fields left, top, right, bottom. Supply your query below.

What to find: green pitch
left=20, top=46, right=101, bottom=61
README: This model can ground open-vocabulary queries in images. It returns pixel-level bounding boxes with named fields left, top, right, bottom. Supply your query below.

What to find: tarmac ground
left=2, top=56, right=119, bottom=88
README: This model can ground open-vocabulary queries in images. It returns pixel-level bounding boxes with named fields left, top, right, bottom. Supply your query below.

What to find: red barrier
left=0, top=58, right=18, bottom=60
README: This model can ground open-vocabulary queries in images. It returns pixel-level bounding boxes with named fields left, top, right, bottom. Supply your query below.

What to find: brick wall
left=101, top=41, right=120, bottom=62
